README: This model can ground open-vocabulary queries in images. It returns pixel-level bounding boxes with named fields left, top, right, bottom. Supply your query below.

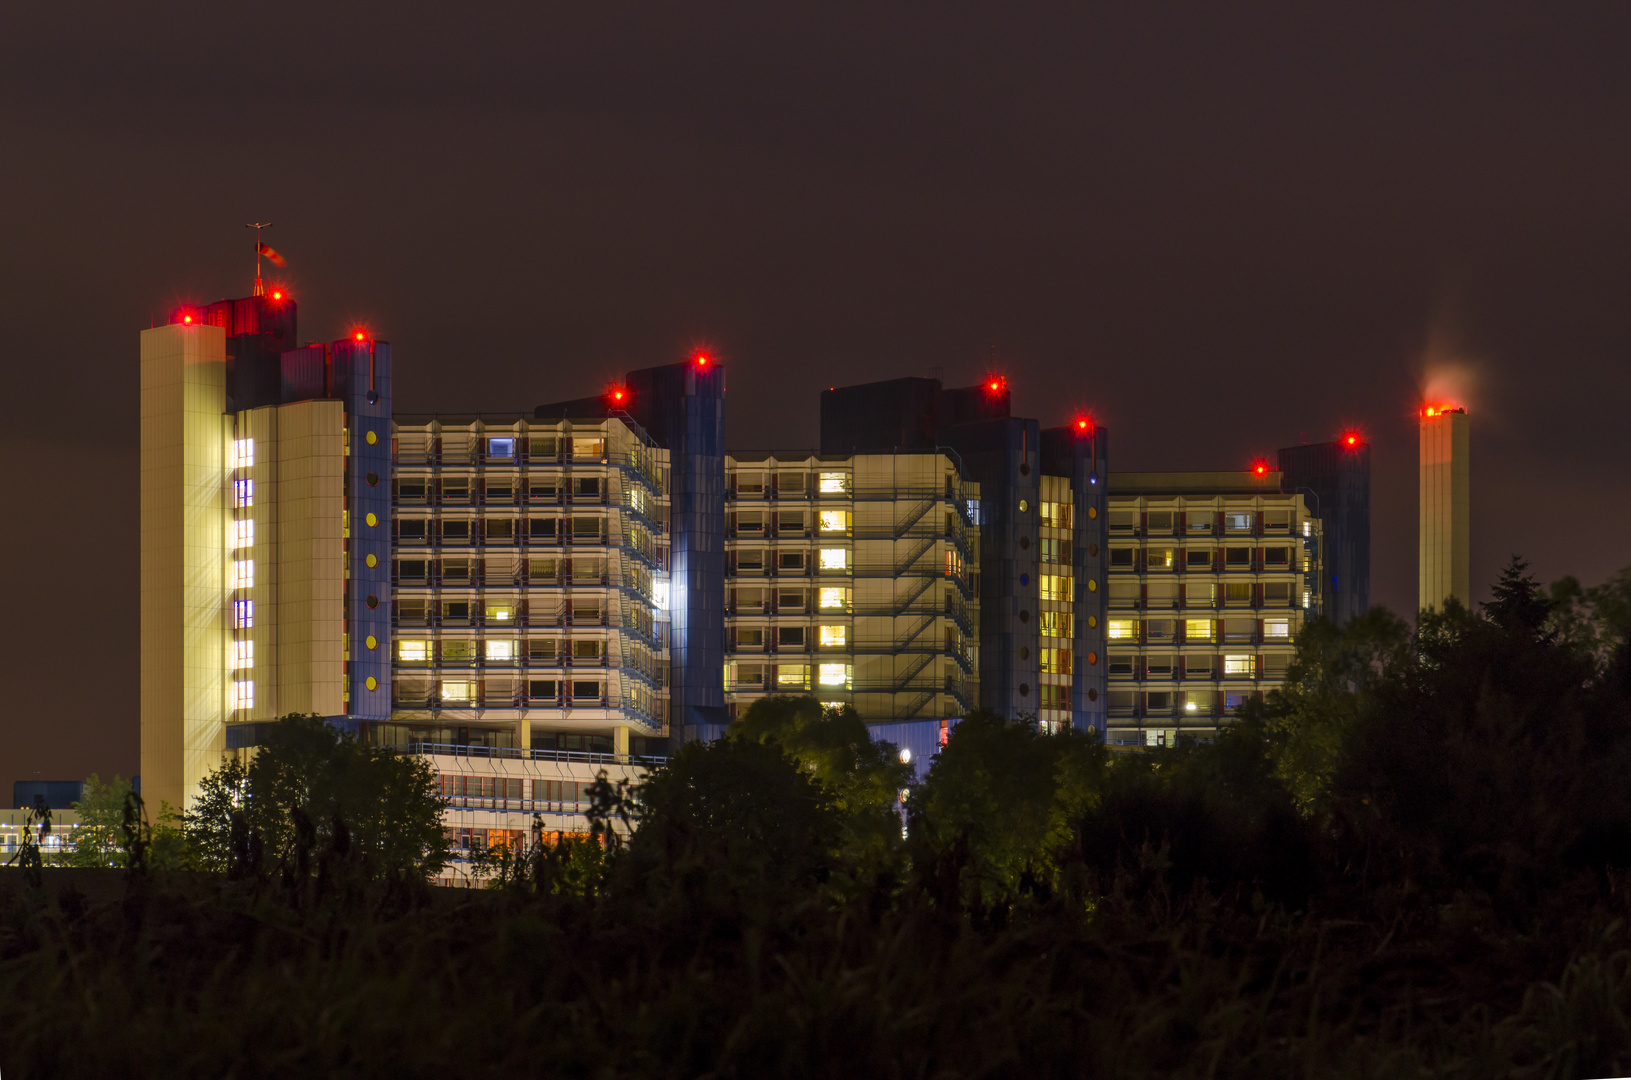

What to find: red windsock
left=257, top=242, right=288, bottom=267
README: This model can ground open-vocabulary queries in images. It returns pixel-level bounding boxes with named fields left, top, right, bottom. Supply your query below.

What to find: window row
left=726, top=587, right=853, bottom=613
left=437, top=774, right=601, bottom=804
left=1107, top=508, right=1296, bottom=534
left=1105, top=653, right=1283, bottom=678
left=1110, top=546, right=1299, bottom=571
left=729, top=471, right=851, bottom=496
left=725, top=662, right=853, bottom=690
left=395, top=517, right=616, bottom=542
left=1106, top=689, right=1258, bottom=714
left=1107, top=582, right=1301, bottom=607
left=1104, top=617, right=1294, bottom=643
left=398, top=638, right=626, bottom=663
left=731, top=510, right=852, bottom=535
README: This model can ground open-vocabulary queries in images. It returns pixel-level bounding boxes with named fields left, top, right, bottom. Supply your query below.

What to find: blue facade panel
left=625, top=361, right=728, bottom=745
left=338, top=340, right=393, bottom=722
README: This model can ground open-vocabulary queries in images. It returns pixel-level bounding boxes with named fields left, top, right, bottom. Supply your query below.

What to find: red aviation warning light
left=353, top=329, right=369, bottom=342
left=182, top=313, right=194, bottom=324
left=1342, top=430, right=1362, bottom=447
left=1252, top=459, right=1269, bottom=477
left=606, top=384, right=630, bottom=407
left=985, top=375, right=1008, bottom=394
left=1073, top=415, right=1092, bottom=435
left=693, top=351, right=711, bottom=367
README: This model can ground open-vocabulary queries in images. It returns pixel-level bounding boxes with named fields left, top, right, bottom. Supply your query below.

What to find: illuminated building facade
left=1419, top=405, right=1470, bottom=611
left=140, top=293, right=391, bottom=812
left=1104, top=471, right=1323, bottom=746
left=819, top=377, right=1110, bottom=734
left=721, top=452, right=981, bottom=724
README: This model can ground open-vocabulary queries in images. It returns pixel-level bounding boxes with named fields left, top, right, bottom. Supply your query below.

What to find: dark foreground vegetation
left=5, top=559, right=1631, bottom=1077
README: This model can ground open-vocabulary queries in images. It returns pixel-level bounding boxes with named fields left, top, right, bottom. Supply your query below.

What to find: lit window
left=1302, top=521, right=1311, bottom=537
left=485, top=640, right=516, bottom=661
left=1040, top=611, right=1073, bottom=638
left=232, top=560, right=254, bottom=590
left=1040, top=648, right=1073, bottom=674
left=1106, top=619, right=1136, bottom=640
left=1040, top=574, right=1072, bottom=601
left=487, top=437, right=515, bottom=458
left=819, top=624, right=847, bottom=647
left=486, top=603, right=514, bottom=622
left=818, top=587, right=849, bottom=611
left=1225, top=512, right=1253, bottom=531
left=441, top=681, right=474, bottom=702
left=819, top=548, right=848, bottom=570
left=233, top=478, right=254, bottom=508
left=232, top=519, right=254, bottom=549
left=818, top=663, right=850, bottom=687
left=653, top=580, right=670, bottom=611
left=1303, top=590, right=1311, bottom=609
left=1264, top=619, right=1291, bottom=639
left=777, top=664, right=810, bottom=689
left=1223, top=654, right=1254, bottom=676
left=230, top=680, right=254, bottom=710
left=398, top=640, right=428, bottom=662
left=818, top=510, right=849, bottom=534
left=818, top=472, right=849, bottom=494
left=233, top=599, right=254, bottom=628
left=1185, top=619, right=1214, bottom=641
left=231, top=640, right=254, bottom=670
left=229, top=439, right=254, bottom=469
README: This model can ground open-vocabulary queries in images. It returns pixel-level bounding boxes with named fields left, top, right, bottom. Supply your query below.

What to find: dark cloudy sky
left=2, top=2, right=1628, bottom=791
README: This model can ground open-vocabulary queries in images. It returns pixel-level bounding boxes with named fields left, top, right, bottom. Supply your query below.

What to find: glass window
left=1147, top=547, right=1175, bottom=570
left=1223, top=654, right=1254, bottom=675
left=229, top=439, right=254, bottom=469
left=486, top=603, right=515, bottom=622
left=818, top=510, right=849, bottom=534
left=777, top=664, right=810, bottom=688
left=1186, top=510, right=1211, bottom=533
left=232, top=560, right=254, bottom=590
left=233, top=478, right=254, bottom=508
left=1109, top=548, right=1134, bottom=568
left=232, top=519, right=254, bottom=549
left=1264, top=619, right=1291, bottom=639
left=572, top=680, right=602, bottom=699
left=818, top=472, right=849, bottom=494
left=777, top=626, right=805, bottom=646
left=1041, top=574, right=1072, bottom=601
left=1106, top=619, right=1136, bottom=640
left=1185, top=618, right=1214, bottom=641
left=231, top=680, right=254, bottom=710
left=1108, top=509, right=1137, bottom=531
left=233, top=599, right=254, bottom=629
left=1040, top=611, right=1073, bottom=638
left=1040, top=648, right=1072, bottom=674
left=398, top=640, right=428, bottom=662
left=571, top=437, right=605, bottom=459
left=1186, top=549, right=1213, bottom=569
left=1225, top=512, right=1253, bottom=532
left=232, top=640, right=253, bottom=670
left=818, top=663, right=850, bottom=687
left=819, top=624, right=847, bottom=647
left=818, top=588, right=850, bottom=611
left=1184, top=690, right=1211, bottom=713
left=487, top=437, right=515, bottom=458
left=819, top=548, right=848, bottom=570
left=485, top=640, right=516, bottom=661
left=441, top=681, right=474, bottom=702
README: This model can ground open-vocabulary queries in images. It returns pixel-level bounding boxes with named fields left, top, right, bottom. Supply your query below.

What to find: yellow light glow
left=819, top=625, right=847, bottom=647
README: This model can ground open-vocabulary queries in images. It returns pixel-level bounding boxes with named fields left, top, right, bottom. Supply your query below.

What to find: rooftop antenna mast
left=245, top=222, right=273, bottom=296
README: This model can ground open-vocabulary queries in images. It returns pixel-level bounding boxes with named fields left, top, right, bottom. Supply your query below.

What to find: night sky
left=3, top=3, right=1628, bottom=792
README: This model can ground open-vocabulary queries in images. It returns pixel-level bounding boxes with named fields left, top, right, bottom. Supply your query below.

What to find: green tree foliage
left=909, top=708, right=1107, bottom=908
left=727, top=697, right=913, bottom=881
left=63, top=774, right=131, bottom=868
left=187, top=714, right=449, bottom=881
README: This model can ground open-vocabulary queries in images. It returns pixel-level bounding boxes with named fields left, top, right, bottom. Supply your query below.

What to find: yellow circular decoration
left=1087, top=579, right=1098, bottom=592
left=1018, top=500, right=1029, bottom=513
left=365, top=553, right=378, bottom=568
left=365, top=430, right=378, bottom=445
left=1087, top=506, right=1098, bottom=519
left=365, top=635, right=378, bottom=650
left=365, top=676, right=378, bottom=691
left=365, top=512, right=378, bottom=527
left=1087, top=615, right=1098, bottom=629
